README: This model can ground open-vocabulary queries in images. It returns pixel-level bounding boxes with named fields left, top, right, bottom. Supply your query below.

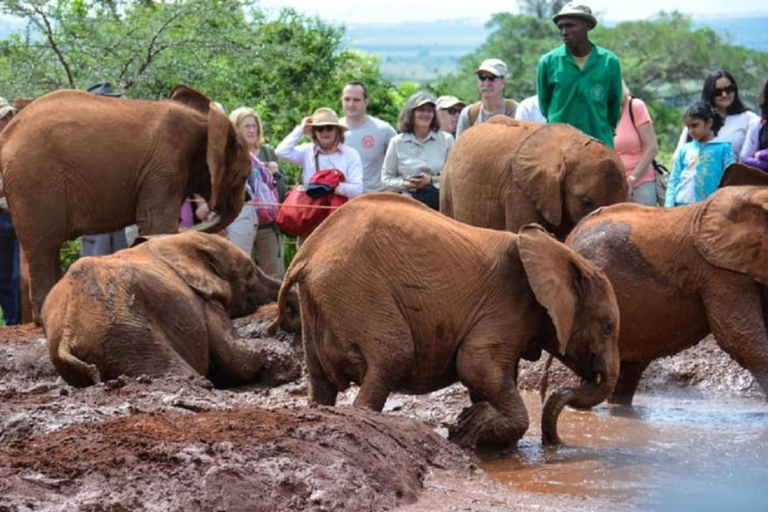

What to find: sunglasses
left=313, top=125, right=336, bottom=133
left=442, top=108, right=462, bottom=115
left=714, top=85, right=736, bottom=96
left=478, top=75, right=501, bottom=82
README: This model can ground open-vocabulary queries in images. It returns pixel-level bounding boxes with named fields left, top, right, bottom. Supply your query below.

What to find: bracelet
left=628, top=175, right=637, bottom=182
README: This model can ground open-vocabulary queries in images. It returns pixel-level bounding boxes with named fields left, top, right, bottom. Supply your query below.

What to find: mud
left=1, top=305, right=765, bottom=511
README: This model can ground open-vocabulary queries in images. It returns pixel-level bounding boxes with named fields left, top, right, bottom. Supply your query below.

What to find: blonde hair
left=621, top=80, right=631, bottom=103
left=229, top=106, right=265, bottom=148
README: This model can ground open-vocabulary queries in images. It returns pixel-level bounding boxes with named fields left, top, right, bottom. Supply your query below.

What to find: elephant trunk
left=541, top=355, right=619, bottom=446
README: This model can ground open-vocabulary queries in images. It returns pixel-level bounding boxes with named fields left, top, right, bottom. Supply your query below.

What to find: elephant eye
left=603, top=321, right=614, bottom=336
left=580, top=197, right=595, bottom=210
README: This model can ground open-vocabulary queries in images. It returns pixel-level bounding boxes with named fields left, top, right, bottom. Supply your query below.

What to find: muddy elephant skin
left=0, top=85, right=252, bottom=324
left=42, top=232, right=299, bottom=388
left=269, top=194, right=620, bottom=448
left=567, top=186, right=768, bottom=405
left=440, top=117, right=628, bottom=240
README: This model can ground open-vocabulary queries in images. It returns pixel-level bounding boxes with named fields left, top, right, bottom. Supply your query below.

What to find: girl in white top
left=275, top=108, right=363, bottom=199
left=675, top=70, right=759, bottom=160
left=382, top=91, right=454, bottom=194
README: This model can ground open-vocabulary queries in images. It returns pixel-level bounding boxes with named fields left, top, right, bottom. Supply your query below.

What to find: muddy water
left=479, top=391, right=768, bottom=511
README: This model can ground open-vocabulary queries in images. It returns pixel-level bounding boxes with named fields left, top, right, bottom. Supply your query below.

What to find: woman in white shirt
left=382, top=92, right=453, bottom=210
left=675, top=70, right=759, bottom=160
left=276, top=108, right=363, bottom=199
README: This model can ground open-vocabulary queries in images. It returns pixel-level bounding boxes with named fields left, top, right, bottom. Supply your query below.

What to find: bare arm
left=629, top=122, right=659, bottom=186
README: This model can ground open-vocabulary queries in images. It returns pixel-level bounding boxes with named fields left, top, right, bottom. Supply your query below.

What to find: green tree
left=517, top=0, right=565, bottom=19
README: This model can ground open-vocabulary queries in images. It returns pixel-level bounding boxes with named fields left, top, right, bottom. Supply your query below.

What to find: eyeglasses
left=442, top=108, right=462, bottom=115
left=313, top=125, right=336, bottom=133
left=478, top=75, right=501, bottom=82
left=714, top=85, right=736, bottom=96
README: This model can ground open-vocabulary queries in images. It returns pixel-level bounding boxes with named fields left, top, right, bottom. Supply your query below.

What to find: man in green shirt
left=536, top=3, right=622, bottom=148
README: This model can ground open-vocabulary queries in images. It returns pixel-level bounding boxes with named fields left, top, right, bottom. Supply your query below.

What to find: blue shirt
left=664, top=139, right=735, bottom=207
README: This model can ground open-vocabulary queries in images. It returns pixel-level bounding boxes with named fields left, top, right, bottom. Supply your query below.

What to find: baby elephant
left=43, top=231, right=299, bottom=387
left=269, top=194, right=620, bottom=448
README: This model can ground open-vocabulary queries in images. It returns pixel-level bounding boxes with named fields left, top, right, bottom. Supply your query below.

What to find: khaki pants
left=255, top=225, right=285, bottom=278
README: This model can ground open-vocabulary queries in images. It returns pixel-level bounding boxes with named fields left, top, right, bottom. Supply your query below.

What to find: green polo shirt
left=536, top=42, right=622, bottom=148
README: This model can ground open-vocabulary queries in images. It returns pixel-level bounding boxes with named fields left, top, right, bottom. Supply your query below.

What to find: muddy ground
left=0, top=304, right=762, bottom=511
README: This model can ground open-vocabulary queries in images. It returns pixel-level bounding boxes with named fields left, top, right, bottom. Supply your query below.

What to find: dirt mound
left=0, top=405, right=472, bottom=511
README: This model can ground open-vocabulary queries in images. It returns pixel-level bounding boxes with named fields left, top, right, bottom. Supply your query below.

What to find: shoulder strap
left=468, top=102, right=482, bottom=126
left=504, top=99, right=517, bottom=115
left=628, top=97, right=636, bottom=129
left=314, top=152, right=320, bottom=174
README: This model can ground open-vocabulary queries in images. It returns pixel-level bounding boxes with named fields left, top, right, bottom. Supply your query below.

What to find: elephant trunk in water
left=540, top=355, right=619, bottom=446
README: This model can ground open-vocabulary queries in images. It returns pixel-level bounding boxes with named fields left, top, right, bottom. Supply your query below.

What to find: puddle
left=479, top=392, right=768, bottom=510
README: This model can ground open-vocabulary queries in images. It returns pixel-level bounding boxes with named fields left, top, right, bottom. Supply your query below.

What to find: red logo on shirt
left=361, top=135, right=375, bottom=149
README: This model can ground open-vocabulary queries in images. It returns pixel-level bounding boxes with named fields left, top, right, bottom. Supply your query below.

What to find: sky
left=257, top=0, right=766, bottom=24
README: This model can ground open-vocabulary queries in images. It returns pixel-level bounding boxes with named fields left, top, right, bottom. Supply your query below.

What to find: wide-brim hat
left=311, top=108, right=347, bottom=130
left=475, top=58, right=509, bottom=78
left=436, top=95, right=466, bottom=110
left=87, top=82, right=125, bottom=97
left=552, top=3, right=598, bottom=30
left=0, top=97, right=16, bottom=119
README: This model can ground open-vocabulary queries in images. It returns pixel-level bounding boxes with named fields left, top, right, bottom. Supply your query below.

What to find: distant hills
left=344, top=16, right=768, bottom=82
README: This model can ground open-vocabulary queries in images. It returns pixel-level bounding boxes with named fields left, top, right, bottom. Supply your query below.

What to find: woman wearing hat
left=381, top=92, right=454, bottom=210
left=276, top=108, right=363, bottom=201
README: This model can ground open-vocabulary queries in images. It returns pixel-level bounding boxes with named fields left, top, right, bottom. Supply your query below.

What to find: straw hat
left=552, top=3, right=598, bottom=30
left=311, top=108, right=347, bottom=130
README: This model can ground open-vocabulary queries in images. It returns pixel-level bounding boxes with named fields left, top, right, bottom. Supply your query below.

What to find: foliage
left=516, top=0, right=565, bottom=19
left=429, top=11, right=768, bottom=152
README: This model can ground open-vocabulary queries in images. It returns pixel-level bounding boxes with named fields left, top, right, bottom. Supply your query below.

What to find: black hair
left=684, top=100, right=724, bottom=135
left=344, top=81, right=368, bottom=99
left=759, top=77, right=768, bottom=121
left=701, top=70, right=749, bottom=115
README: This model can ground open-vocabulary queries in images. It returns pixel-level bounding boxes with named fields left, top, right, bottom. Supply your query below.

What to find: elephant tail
left=267, top=259, right=305, bottom=336
left=54, top=328, right=102, bottom=387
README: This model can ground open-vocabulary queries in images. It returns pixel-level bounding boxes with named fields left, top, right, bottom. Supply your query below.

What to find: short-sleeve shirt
left=614, top=98, right=655, bottom=186
left=341, top=115, right=396, bottom=193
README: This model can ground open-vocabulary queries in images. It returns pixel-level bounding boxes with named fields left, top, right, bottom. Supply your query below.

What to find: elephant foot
left=448, top=402, right=523, bottom=450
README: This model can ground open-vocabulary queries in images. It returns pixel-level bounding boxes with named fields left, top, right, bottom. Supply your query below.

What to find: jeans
left=81, top=230, right=129, bottom=257
left=630, top=181, right=658, bottom=207
left=0, top=211, right=21, bottom=325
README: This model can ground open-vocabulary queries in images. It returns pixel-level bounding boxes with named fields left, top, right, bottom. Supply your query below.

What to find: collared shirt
left=275, top=125, right=363, bottom=199
left=381, top=130, right=454, bottom=192
left=536, top=42, right=622, bottom=148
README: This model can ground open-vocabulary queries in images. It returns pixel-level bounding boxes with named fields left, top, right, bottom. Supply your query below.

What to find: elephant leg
left=449, top=336, right=528, bottom=449
left=25, top=241, right=62, bottom=325
left=353, top=368, right=392, bottom=412
left=135, top=193, right=182, bottom=236
left=609, top=361, right=650, bottom=405
left=205, top=306, right=270, bottom=382
left=705, top=284, right=768, bottom=398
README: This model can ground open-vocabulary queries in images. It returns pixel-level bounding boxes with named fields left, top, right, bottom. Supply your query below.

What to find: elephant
left=0, top=85, right=251, bottom=324
left=268, top=194, right=620, bottom=448
left=440, top=117, right=628, bottom=240
left=42, top=231, right=300, bottom=388
left=566, top=186, right=768, bottom=405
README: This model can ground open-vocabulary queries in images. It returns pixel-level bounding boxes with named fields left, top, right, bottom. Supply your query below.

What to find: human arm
left=627, top=101, right=659, bottom=187
left=664, top=150, right=685, bottom=207
left=275, top=121, right=311, bottom=165
left=536, top=57, right=551, bottom=121
left=739, top=120, right=761, bottom=162
left=335, top=148, right=363, bottom=199
left=381, top=137, right=410, bottom=192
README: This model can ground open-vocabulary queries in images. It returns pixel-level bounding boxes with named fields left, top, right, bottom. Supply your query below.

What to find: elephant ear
left=168, top=85, right=212, bottom=113
left=694, top=187, right=768, bottom=286
left=512, top=124, right=569, bottom=226
left=518, top=224, right=588, bottom=355
left=206, top=106, right=247, bottom=213
left=147, top=232, right=233, bottom=307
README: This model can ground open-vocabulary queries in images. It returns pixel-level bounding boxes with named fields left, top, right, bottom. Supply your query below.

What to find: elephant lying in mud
left=42, top=232, right=300, bottom=388
left=269, top=194, right=621, bottom=448
left=567, top=186, right=768, bottom=405
left=440, top=117, right=628, bottom=240
left=0, top=85, right=251, bottom=324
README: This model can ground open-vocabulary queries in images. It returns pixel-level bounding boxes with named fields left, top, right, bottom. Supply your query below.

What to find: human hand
left=410, top=173, right=431, bottom=189
left=267, top=161, right=279, bottom=174
left=195, top=202, right=211, bottom=221
left=301, top=117, right=314, bottom=135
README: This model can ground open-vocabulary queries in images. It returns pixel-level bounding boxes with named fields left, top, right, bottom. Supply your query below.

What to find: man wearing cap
left=536, top=2, right=622, bottom=147
left=435, top=96, right=466, bottom=138
left=455, top=58, right=517, bottom=138
left=339, top=81, right=396, bottom=193
left=79, top=82, right=132, bottom=257
left=0, top=97, right=21, bottom=325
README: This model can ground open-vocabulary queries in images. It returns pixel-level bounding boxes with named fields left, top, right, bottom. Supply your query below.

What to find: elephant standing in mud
left=43, top=232, right=299, bottom=388
left=269, top=194, right=621, bottom=448
left=567, top=186, right=768, bottom=405
left=440, top=117, right=627, bottom=240
left=0, top=86, right=251, bottom=324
